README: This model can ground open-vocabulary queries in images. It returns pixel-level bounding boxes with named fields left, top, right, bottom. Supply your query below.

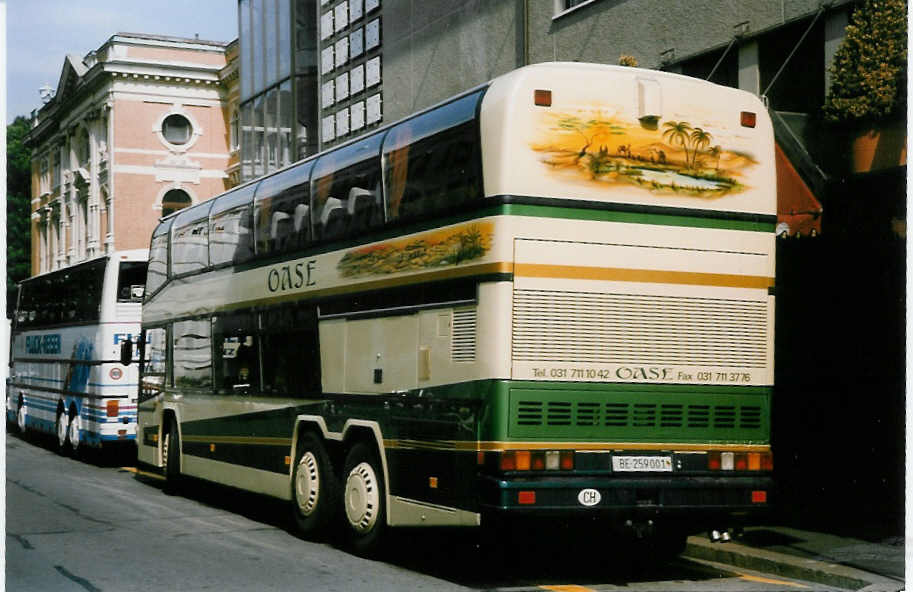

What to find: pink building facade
left=26, top=33, right=239, bottom=276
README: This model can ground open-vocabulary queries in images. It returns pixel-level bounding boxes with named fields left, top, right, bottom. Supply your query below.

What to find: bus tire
left=291, top=432, right=338, bottom=538
left=16, top=396, right=27, bottom=433
left=340, top=441, right=386, bottom=555
left=67, top=405, right=81, bottom=455
left=55, top=406, right=70, bottom=455
left=162, top=416, right=183, bottom=495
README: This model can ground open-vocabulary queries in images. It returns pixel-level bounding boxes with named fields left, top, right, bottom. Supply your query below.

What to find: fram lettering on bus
left=267, top=260, right=317, bottom=293
left=25, top=334, right=61, bottom=354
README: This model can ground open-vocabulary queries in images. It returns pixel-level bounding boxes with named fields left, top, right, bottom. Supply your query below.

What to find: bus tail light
left=709, top=451, right=772, bottom=471
left=106, top=400, right=119, bottom=417
left=741, top=111, right=756, bottom=127
left=497, top=450, right=574, bottom=471
left=518, top=491, right=536, bottom=505
left=751, top=490, right=768, bottom=503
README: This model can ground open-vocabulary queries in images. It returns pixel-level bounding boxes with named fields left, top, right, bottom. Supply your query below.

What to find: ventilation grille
left=509, top=389, right=768, bottom=440
left=514, top=400, right=763, bottom=430
left=451, top=308, right=477, bottom=362
left=513, top=290, right=768, bottom=368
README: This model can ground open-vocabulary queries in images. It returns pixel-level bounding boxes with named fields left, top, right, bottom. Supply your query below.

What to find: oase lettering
left=267, top=260, right=317, bottom=293
left=615, top=366, right=674, bottom=380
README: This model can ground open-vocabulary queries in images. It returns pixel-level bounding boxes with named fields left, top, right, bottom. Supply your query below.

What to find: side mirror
left=120, top=340, right=134, bottom=366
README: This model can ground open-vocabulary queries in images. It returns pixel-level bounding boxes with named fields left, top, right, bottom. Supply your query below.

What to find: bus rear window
left=118, top=262, right=148, bottom=302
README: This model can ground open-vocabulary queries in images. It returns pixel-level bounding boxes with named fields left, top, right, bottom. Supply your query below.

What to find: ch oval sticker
left=578, top=488, right=601, bottom=507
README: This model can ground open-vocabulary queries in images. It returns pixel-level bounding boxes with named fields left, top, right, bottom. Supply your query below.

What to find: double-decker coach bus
left=8, top=250, right=148, bottom=455
left=132, top=63, right=775, bottom=555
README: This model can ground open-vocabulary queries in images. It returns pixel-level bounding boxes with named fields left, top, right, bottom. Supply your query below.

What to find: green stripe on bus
left=492, top=204, right=776, bottom=232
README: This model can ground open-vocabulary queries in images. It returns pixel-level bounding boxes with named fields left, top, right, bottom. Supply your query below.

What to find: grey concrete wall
left=528, top=0, right=843, bottom=69
left=382, top=0, right=520, bottom=122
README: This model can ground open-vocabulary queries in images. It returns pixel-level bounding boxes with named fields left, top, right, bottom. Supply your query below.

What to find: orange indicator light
left=516, top=450, right=531, bottom=471
left=106, top=400, right=119, bottom=417
left=748, top=453, right=761, bottom=471
left=534, top=89, right=552, bottom=107
left=429, top=477, right=438, bottom=489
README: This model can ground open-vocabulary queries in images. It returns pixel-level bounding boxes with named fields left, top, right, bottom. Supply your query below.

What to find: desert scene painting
left=531, top=109, right=758, bottom=198
left=337, top=221, right=493, bottom=278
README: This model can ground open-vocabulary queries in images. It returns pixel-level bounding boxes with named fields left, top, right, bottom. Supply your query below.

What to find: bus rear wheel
left=67, top=406, right=81, bottom=454
left=341, top=442, right=386, bottom=555
left=55, top=407, right=70, bottom=455
left=291, top=432, right=338, bottom=538
left=162, top=416, right=183, bottom=494
left=16, top=396, right=27, bottom=433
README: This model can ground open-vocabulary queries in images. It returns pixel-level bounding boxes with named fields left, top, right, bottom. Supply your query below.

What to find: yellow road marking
left=120, top=466, right=165, bottom=481
left=737, top=573, right=809, bottom=588
left=540, top=586, right=596, bottom=592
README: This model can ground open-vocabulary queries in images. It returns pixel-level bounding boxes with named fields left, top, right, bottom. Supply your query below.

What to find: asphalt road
left=6, top=431, right=826, bottom=592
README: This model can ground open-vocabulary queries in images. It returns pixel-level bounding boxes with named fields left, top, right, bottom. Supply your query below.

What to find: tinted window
left=117, top=262, right=148, bottom=302
left=253, top=162, right=313, bottom=256
left=16, top=259, right=106, bottom=328
left=311, top=132, right=384, bottom=242
left=213, top=313, right=259, bottom=395
left=260, top=304, right=320, bottom=396
left=171, top=203, right=213, bottom=276
left=146, top=219, right=173, bottom=297
left=172, top=319, right=212, bottom=389
left=142, top=327, right=169, bottom=393
left=210, top=184, right=258, bottom=266
left=384, top=91, right=483, bottom=222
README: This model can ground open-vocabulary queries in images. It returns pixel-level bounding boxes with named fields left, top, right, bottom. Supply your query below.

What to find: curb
left=683, top=536, right=900, bottom=591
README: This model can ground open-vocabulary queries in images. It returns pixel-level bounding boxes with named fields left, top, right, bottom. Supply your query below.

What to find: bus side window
left=172, top=318, right=212, bottom=390
left=142, top=327, right=169, bottom=391
left=212, top=313, right=259, bottom=395
left=311, top=132, right=384, bottom=242
left=260, top=304, right=320, bottom=397
left=253, top=162, right=312, bottom=257
left=384, top=91, right=483, bottom=223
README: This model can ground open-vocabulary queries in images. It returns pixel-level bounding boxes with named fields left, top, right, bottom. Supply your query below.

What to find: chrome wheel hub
left=295, top=452, right=320, bottom=516
left=344, top=462, right=379, bottom=533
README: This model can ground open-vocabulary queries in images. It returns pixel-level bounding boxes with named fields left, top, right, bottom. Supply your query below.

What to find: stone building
left=25, top=32, right=239, bottom=276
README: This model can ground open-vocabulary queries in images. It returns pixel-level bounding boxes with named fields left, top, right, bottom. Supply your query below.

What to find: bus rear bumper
left=478, top=473, right=773, bottom=524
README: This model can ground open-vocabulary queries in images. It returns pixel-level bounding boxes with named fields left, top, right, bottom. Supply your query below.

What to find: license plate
left=612, top=455, right=673, bottom=472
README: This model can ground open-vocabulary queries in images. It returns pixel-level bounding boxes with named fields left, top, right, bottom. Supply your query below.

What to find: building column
left=824, top=8, right=849, bottom=97
left=738, top=40, right=760, bottom=96
left=86, top=113, right=100, bottom=257
left=67, top=130, right=78, bottom=263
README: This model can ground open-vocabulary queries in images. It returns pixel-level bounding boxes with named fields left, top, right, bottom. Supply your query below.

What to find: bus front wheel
left=162, top=416, right=183, bottom=494
left=341, top=442, right=386, bottom=555
left=291, top=432, right=338, bottom=538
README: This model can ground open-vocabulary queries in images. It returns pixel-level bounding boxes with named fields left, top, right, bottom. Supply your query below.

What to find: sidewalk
left=683, top=526, right=905, bottom=591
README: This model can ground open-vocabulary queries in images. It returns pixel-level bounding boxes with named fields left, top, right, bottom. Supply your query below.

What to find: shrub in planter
left=822, top=0, right=907, bottom=172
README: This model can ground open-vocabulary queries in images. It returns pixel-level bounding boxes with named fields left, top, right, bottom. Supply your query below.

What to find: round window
left=162, top=114, right=192, bottom=145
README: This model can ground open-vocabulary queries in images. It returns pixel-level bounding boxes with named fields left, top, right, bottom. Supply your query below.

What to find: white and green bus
left=132, top=63, right=776, bottom=555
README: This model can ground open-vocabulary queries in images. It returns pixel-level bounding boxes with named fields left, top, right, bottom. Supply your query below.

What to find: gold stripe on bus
left=232, top=261, right=514, bottom=311
left=514, top=263, right=773, bottom=289
left=182, top=435, right=292, bottom=446
left=384, top=440, right=770, bottom=453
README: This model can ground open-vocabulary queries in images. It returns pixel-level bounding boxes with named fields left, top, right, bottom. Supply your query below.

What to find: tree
left=662, top=120, right=692, bottom=166
left=689, top=127, right=713, bottom=168
left=7, top=116, right=32, bottom=315
left=823, top=0, right=907, bottom=124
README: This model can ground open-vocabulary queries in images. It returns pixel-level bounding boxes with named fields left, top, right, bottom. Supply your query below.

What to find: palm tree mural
left=662, top=121, right=693, bottom=166
left=708, top=145, right=722, bottom=171
left=531, top=110, right=756, bottom=197
left=689, top=127, right=712, bottom=168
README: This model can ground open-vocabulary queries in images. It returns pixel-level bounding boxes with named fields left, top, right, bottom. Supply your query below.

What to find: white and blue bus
left=7, top=250, right=148, bottom=455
